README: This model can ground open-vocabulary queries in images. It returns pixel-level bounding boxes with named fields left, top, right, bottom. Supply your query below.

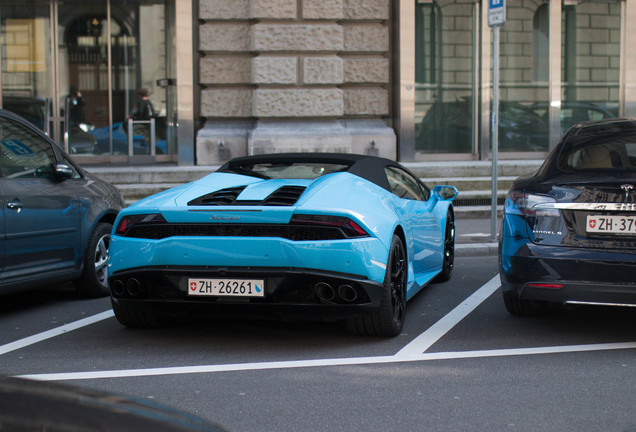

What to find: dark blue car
left=499, top=118, right=636, bottom=315
left=0, top=109, right=124, bottom=297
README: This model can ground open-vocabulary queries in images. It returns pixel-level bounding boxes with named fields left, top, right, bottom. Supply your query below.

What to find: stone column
left=197, top=0, right=395, bottom=165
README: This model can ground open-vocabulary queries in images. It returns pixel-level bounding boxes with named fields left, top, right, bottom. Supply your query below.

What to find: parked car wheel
left=502, top=290, right=549, bottom=316
left=74, top=222, right=112, bottom=298
left=434, top=209, right=455, bottom=283
left=347, top=235, right=406, bottom=336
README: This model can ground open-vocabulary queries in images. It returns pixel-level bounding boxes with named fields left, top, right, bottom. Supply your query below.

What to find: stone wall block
left=346, top=120, right=396, bottom=159
left=343, top=24, right=389, bottom=53
left=249, top=121, right=352, bottom=155
left=200, top=57, right=251, bottom=84
left=344, top=0, right=389, bottom=20
left=343, top=58, right=389, bottom=83
left=199, top=0, right=249, bottom=19
left=303, top=57, right=343, bottom=84
left=252, top=57, right=298, bottom=84
left=200, top=24, right=250, bottom=52
left=251, top=24, right=343, bottom=52
left=201, top=89, right=252, bottom=117
left=196, top=122, right=251, bottom=164
left=251, top=0, right=297, bottom=19
left=344, top=88, right=388, bottom=115
left=254, top=89, right=344, bottom=117
left=302, top=0, right=344, bottom=19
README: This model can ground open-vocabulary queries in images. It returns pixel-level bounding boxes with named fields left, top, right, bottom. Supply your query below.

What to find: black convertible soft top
left=217, top=153, right=410, bottom=192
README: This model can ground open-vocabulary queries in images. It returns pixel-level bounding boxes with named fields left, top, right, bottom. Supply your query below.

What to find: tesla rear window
left=558, top=134, right=636, bottom=171
left=227, top=162, right=349, bottom=179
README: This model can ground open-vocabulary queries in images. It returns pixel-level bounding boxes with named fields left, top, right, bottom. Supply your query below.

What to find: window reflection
left=561, top=1, right=619, bottom=134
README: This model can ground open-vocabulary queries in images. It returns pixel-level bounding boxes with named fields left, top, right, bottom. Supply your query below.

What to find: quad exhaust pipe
left=314, top=282, right=358, bottom=303
left=126, top=278, right=142, bottom=296
left=314, top=282, right=335, bottom=302
left=111, top=278, right=143, bottom=297
left=338, top=284, right=357, bottom=302
left=112, top=279, right=125, bottom=296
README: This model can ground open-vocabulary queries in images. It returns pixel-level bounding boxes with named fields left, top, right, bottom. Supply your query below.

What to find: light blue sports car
left=109, top=153, right=458, bottom=336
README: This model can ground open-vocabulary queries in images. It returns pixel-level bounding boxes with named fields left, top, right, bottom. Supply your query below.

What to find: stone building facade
left=196, top=0, right=395, bottom=165
left=192, top=0, right=635, bottom=165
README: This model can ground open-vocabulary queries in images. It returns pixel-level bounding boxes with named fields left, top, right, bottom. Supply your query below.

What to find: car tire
left=111, top=298, right=167, bottom=328
left=347, top=235, right=407, bottom=337
left=502, top=290, right=549, bottom=316
left=74, top=222, right=111, bottom=298
left=434, top=209, right=455, bottom=283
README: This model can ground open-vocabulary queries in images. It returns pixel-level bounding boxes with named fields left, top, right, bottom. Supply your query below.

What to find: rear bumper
left=109, top=266, right=384, bottom=321
left=499, top=239, right=636, bottom=306
left=109, top=235, right=388, bottom=285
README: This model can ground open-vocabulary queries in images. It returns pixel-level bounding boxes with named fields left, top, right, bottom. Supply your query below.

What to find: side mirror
left=433, top=185, right=458, bottom=201
left=55, top=163, right=74, bottom=180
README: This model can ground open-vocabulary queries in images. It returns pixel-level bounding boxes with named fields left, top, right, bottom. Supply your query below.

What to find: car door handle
left=7, top=201, right=23, bottom=213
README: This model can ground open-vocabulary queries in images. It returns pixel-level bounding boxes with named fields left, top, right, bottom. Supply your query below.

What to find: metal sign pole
left=491, top=25, right=500, bottom=242
left=488, top=0, right=505, bottom=242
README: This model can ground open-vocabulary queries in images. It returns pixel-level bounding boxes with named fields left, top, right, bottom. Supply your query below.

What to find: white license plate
left=586, top=215, right=636, bottom=235
left=188, top=278, right=265, bottom=297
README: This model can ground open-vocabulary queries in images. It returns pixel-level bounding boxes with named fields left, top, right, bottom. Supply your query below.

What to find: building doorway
left=0, top=0, right=178, bottom=164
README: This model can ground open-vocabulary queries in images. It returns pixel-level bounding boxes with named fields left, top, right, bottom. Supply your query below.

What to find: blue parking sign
left=488, top=0, right=506, bottom=27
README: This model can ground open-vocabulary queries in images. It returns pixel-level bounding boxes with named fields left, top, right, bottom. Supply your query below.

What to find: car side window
left=0, top=117, right=56, bottom=179
left=385, top=167, right=428, bottom=201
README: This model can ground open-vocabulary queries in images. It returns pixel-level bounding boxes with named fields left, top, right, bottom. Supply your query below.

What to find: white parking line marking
left=18, top=341, right=636, bottom=382
left=0, top=310, right=114, bottom=356
left=396, top=274, right=500, bottom=358
left=6, top=275, right=636, bottom=382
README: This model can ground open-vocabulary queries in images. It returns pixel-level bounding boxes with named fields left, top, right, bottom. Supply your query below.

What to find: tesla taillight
left=504, top=192, right=560, bottom=217
left=527, top=283, right=564, bottom=289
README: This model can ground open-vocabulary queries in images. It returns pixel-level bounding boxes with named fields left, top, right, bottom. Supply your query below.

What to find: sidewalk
left=455, top=217, right=499, bottom=257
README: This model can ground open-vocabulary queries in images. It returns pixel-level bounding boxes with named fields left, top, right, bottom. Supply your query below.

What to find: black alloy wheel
left=434, top=209, right=455, bottom=282
left=75, top=222, right=112, bottom=298
left=347, top=234, right=407, bottom=336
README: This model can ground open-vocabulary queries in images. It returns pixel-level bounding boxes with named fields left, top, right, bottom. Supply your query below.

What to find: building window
left=533, top=4, right=549, bottom=83
left=561, top=0, right=620, bottom=135
left=414, top=0, right=475, bottom=155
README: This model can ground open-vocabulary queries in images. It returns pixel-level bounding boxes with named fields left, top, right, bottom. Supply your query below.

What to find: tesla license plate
left=586, top=215, right=636, bottom=235
left=188, top=278, right=265, bottom=297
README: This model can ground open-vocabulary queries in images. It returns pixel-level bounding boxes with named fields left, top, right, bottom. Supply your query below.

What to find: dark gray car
left=0, top=109, right=124, bottom=297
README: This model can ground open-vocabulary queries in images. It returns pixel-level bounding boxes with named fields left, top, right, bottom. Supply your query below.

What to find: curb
left=456, top=242, right=498, bottom=257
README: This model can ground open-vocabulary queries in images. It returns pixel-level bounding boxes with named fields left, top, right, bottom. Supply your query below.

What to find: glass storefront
left=415, top=0, right=477, bottom=155
left=412, top=0, right=624, bottom=160
left=561, top=1, right=620, bottom=134
left=0, top=0, right=178, bottom=163
left=498, top=2, right=549, bottom=153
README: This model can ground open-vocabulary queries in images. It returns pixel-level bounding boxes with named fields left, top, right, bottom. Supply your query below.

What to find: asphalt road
left=1, top=255, right=635, bottom=432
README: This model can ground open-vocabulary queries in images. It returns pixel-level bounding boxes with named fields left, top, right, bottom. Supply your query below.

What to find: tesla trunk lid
left=529, top=181, right=636, bottom=249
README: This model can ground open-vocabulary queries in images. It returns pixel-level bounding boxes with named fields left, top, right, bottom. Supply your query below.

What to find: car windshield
left=557, top=130, right=636, bottom=172
left=225, top=162, right=350, bottom=179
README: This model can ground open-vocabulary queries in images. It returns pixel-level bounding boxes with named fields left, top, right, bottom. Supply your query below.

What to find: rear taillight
left=504, top=192, right=560, bottom=217
left=115, top=213, right=167, bottom=236
left=527, top=283, right=564, bottom=289
left=504, top=191, right=565, bottom=245
left=290, top=214, right=369, bottom=238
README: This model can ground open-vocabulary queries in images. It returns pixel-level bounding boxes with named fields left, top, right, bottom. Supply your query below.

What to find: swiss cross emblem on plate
left=588, top=219, right=596, bottom=228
